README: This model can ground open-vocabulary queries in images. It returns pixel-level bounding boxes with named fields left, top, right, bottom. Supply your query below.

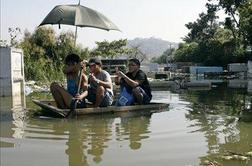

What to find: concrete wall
left=247, top=61, right=252, bottom=78
left=228, top=63, right=247, bottom=72
left=228, top=79, right=247, bottom=88
left=247, top=80, right=252, bottom=93
left=0, top=47, right=25, bottom=97
left=0, top=47, right=12, bottom=96
left=189, top=66, right=223, bottom=75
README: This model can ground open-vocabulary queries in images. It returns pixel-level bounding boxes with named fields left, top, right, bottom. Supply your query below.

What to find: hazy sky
left=1, top=0, right=208, bottom=48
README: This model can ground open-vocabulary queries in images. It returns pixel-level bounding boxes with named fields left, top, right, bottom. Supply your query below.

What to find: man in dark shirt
left=115, top=58, right=152, bottom=105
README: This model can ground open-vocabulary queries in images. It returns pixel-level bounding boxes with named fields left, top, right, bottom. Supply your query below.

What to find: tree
left=152, top=48, right=175, bottom=64
left=21, top=29, right=48, bottom=81
left=212, top=28, right=236, bottom=55
left=20, top=27, right=90, bottom=81
left=208, top=0, right=250, bottom=46
left=8, top=27, right=22, bottom=47
left=127, top=43, right=147, bottom=62
left=174, top=0, right=251, bottom=66
left=174, top=42, right=200, bottom=63
left=209, top=0, right=247, bottom=27
left=175, top=29, right=237, bottom=66
left=91, top=39, right=130, bottom=58
left=184, top=3, right=219, bottom=43
left=239, top=0, right=252, bottom=45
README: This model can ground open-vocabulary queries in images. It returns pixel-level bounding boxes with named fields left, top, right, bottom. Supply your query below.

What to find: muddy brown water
left=1, top=85, right=252, bottom=166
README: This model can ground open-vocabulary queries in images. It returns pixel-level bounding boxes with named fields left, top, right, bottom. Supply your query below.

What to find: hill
left=127, top=37, right=178, bottom=61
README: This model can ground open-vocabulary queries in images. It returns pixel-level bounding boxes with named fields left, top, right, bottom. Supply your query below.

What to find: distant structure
left=101, top=59, right=127, bottom=75
left=189, top=66, right=223, bottom=75
left=248, top=61, right=252, bottom=78
left=228, top=63, right=247, bottom=73
left=0, top=47, right=25, bottom=97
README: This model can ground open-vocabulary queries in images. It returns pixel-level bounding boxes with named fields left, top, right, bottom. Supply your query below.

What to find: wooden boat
left=32, top=99, right=169, bottom=118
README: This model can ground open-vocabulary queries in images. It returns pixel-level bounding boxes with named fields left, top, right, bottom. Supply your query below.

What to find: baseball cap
left=88, top=57, right=102, bottom=66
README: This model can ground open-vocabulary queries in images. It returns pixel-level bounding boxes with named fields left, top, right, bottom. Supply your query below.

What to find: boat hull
left=32, top=100, right=169, bottom=118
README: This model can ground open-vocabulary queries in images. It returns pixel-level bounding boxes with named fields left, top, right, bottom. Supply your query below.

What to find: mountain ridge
left=127, top=37, right=178, bottom=60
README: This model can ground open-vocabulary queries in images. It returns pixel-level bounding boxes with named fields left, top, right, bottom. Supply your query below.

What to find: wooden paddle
left=66, top=66, right=84, bottom=118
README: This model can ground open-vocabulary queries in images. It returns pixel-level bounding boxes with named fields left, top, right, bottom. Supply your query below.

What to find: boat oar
left=65, top=67, right=84, bottom=118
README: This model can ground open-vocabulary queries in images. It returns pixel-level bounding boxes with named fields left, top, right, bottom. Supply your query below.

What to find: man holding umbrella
left=87, top=57, right=113, bottom=107
left=50, top=53, right=88, bottom=109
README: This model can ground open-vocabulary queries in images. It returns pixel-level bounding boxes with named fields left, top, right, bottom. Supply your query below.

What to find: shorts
left=135, top=87, right=151, bottom=104
left=87, top=87, right=113, bottom=107
left=70, top=99, right=86, bottom=108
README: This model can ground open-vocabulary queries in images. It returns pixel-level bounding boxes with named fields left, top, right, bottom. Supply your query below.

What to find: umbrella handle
left=57, top=18, right=63, bottom=29
left=74, top=26, right=78, bottom=46
left=66, top=67, right=83, bottom=118
left=77, top=68, right=83, bottom=94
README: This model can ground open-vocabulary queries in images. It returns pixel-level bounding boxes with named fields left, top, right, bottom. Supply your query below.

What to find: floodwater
left=1, top=84, right=252, bottom=166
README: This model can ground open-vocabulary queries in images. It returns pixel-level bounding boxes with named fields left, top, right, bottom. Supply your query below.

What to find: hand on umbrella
left=74, top=93, right=83, bottom=100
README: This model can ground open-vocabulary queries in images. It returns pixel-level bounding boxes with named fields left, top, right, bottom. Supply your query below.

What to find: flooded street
left=1, top=84, right=252, bottom=166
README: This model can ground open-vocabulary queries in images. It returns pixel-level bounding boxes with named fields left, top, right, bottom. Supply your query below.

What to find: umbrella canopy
left=39, top=4, right=120, bottom=31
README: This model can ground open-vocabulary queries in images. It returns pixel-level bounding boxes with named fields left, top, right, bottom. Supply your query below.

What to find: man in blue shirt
left=50, top=53, right=88, bottom=108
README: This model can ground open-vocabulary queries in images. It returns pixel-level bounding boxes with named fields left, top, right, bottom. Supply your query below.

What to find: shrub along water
left=20, top=27, right=89, bottom=82
left=7, top=27, right=131, bottom=83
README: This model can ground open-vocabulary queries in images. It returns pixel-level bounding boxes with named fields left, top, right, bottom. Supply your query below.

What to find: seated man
left=50, top=53, right=88, bottom=109
left=115, top=58, right=152, bottom=105
left=87, top=57, right=113, bottom=107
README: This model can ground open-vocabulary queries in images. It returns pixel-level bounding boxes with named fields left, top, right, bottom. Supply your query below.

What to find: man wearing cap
left=87, top=57, right=113, bottom=107
left=115, top=58, right=152, bottom=105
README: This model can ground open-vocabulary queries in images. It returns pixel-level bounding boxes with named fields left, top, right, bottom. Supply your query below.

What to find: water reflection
left=67, top=113, right=151, bottom=165
left=183, top=84, right=247, bottom=116
left=64, top=117, right=109, bottom=166
left=0, top=95, right=26, bottom=146
left=183, top=85, right=252, bottom=165
left=20, top=112, right=152, bottom=166
left=66, top=113, right=151, bottom=165
left=115, top=112, right=151, bottom=150
left=2, top=85, right=252, bottom=165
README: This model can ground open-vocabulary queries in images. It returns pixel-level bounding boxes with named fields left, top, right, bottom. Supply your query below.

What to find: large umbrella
left=39, top=2, right=120, bottom=45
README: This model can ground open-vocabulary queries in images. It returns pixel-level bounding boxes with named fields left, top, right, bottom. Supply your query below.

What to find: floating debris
left=221, top=155, right=248, bottom=161
left=202, top=159, right=219, bottom=166
left=246, top=151, right=252, bottom=157
left=221, top=150, right=251, bottom=161
left=25, top=81, right=51, bottom=96
left=221, top=156, right=233, bottom=160
left=25, top=85, right=33, bottom=96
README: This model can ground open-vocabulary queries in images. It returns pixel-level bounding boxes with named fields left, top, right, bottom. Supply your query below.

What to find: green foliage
left=20, top=27, right=90, bottom=82
left=0, top=40, right=8, bottom=47
left=174, top=0, right=252, bottom=66
left=8, top=27, right=22, bottom=47
left=152, top=48, right=175, bottom=64
left=239, top=0, right=252, bottom=45
left=212, top=28, right=234, bottom=44
left=175, top=28, right=237, bottom=66
left=17, top=27, right=130, bottom=82
left=184, top=3, right=219, bottom=43
left=91, top=39, right=131, bottom=58
left=174, top=42, right=200, bottom=62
